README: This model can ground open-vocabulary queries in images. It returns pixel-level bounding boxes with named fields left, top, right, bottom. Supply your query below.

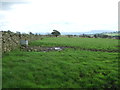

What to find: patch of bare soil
left=65, top=46, right=119, bottom=53
left=80, top=48, right=119, bottom=52
left=116, top=45, right=120, bottom=47
left=20, top=46, right=66, bottom=52
left=20, top=46, right=120, bottom=53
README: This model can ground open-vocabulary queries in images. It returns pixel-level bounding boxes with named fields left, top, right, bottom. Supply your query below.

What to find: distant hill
left=87, top=30, right=115, bottom=34
left=61, top=32, right=83, bottom=35
left=37, top=30, right=117, bottom=35
left=61, top=30, right=116, bottom=35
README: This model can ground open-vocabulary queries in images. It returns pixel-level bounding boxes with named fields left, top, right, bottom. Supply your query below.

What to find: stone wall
left=0, top=32, right=2, bottom=55
left=1, top=31, right=42, bottom=53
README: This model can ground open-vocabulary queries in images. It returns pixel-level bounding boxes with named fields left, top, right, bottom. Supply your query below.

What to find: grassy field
left=2, top=37, right=119, bottom=88
left=105, top=33, right=120, bottom=36
left=29, top=37, right=118, bottom=50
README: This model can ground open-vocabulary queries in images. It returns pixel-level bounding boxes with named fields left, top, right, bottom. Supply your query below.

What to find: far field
left=2, top=37, right=119, bottom=88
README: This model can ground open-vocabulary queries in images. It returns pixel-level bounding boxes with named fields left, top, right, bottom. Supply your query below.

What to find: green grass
left=29, top=37, right=119, bottom=50
left=2, top=37, right=119, bottom=88
left=105, top=33, right=120, bottom=36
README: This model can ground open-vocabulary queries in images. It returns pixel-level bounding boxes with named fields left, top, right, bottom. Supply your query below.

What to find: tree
left=51, top=30, right=61, bottom=37
left=29, top=32, right=33, bottom=35
left=94, top=34, right=97, bottom=38
left=7, top=30, right=12, bottom=33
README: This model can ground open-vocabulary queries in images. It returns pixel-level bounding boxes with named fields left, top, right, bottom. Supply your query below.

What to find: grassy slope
left=2, top=37, right=119, bottom=88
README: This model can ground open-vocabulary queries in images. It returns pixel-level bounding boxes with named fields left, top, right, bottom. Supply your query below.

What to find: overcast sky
left=0, top=0, right=119, bottom=33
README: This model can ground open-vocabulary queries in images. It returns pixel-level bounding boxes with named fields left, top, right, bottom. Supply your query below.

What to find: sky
left=0, top=0, right=119, bottom=33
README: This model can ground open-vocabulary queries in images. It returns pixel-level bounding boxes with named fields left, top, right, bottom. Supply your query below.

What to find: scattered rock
left=21, top=46, right=65, bottom=52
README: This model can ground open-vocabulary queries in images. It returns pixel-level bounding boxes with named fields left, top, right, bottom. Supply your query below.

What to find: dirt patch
left=80, top=48, right=119, bottom=53
left=20, top=46, right=66, bottom=52
left=20, top=46, right=120, bottom=53
left=115, top=45, right=120, bottom=47
left=56, top=46, right=119, bottom=53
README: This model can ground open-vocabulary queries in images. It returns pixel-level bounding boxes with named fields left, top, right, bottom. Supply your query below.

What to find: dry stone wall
left=1, top=31, right=42, bottom=53
left=0, top=32, right=2, bottom=56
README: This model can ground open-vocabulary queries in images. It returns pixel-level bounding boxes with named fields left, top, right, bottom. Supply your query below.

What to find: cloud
left=0, top=0, right=119, bottom=33
left=0, top=0, right=30, bottom=11
left=0, top=14, right=5, bottom=19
